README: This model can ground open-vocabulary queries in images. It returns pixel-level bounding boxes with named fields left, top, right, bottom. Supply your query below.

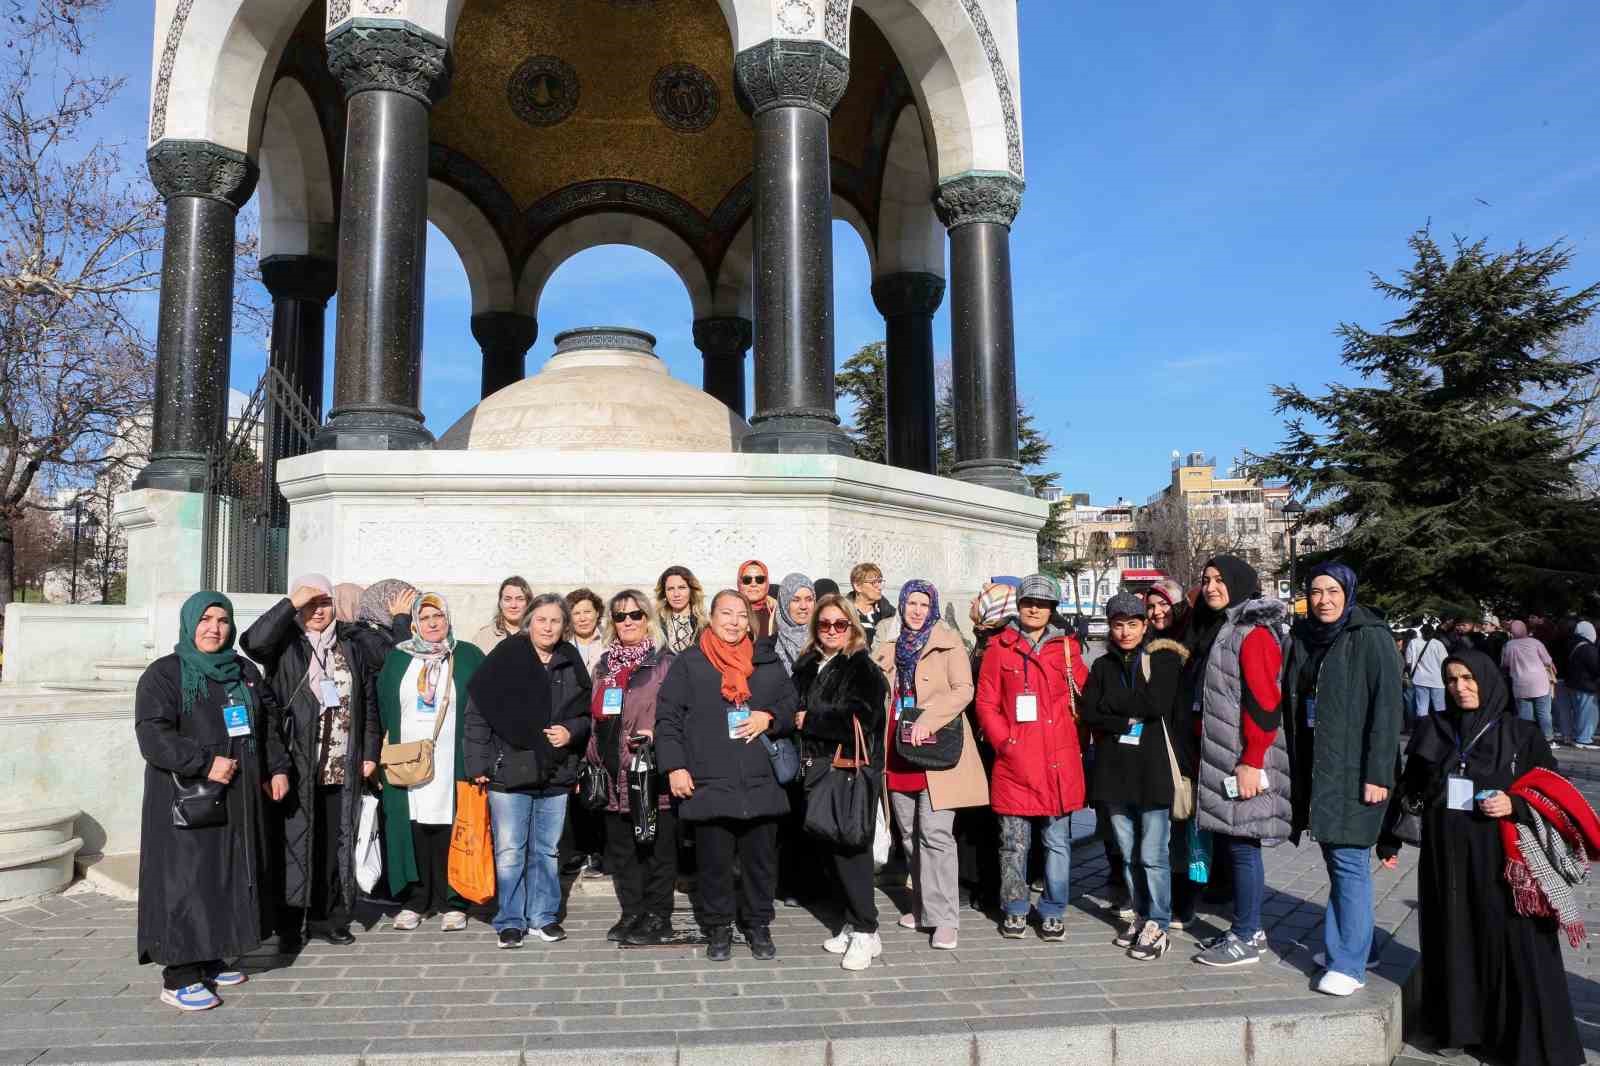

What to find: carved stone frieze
left=325, top=22, right=452, bottom=107
left=733, top=39, right=849, bottom=117
left=146, top=140, right=259, bottom=207
left=933, top=173, right=1025, bottom=230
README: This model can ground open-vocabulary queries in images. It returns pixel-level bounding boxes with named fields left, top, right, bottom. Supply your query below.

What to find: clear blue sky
left=89, top=0, right=1600, bottom=502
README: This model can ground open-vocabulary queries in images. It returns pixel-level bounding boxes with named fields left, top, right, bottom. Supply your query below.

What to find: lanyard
left=1452, top=716, right=1499, bottom=774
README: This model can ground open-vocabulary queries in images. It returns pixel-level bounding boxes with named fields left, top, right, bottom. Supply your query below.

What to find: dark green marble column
left=872, top=272, right=945, bottom=474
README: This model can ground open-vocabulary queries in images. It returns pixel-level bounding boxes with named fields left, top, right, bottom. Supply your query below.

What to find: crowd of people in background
left=130, top=556, right=1598, bottom=1066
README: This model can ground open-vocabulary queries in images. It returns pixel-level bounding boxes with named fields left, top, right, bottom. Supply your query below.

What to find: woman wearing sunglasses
left=737, top=560, right=778, bottom=638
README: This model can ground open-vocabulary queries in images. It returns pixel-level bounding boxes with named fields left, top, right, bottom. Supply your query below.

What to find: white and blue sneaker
left=160, top=983, right=221, bottom=1011
left=209, top=969, right=246, bottom=987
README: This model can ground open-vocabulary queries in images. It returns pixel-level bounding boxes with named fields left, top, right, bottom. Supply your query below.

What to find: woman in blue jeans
left=1281, top=563, right=1403, bottom=995
left=465, top=594, right=592, bottom=947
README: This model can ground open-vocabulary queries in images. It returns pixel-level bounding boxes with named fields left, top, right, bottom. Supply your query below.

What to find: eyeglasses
left=741, top=574, right=767, bottom=585
left=612, top=610, right=648, bottom=623
left=817, top=619, right=852, bottom=634
left=859, top=577, right=883, bottom=587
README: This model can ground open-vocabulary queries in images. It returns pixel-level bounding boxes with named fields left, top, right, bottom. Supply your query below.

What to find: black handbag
left=628, top=739, right=659, bottom=845
left=577, top=760, right=611, bottom=811
left=802, top=718, right=878, bottom=849
left=171, top=772, right=228, bottom=829
left=892, top=707, right=963, bottom=771
left=761, top=734, right=801, bottom=785
left=493, top=745, right=546, bottom=790
left=1390, top=791, right=1424, bottom=847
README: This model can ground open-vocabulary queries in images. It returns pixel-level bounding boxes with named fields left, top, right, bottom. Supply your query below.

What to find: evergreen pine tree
left=835, top=342, right=887, bottom=463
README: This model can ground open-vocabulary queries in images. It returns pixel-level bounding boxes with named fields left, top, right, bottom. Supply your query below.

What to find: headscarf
left=775, top=572, right=814, bottom=673
left=1145, top=577, right=1189, bottom=638
left=333, top=583, right=364, bottom=624
left=737, top=559, right=769, bottom=603
left=1185, top=554, right=1261, bottom=661
left=814, top=578, right=841, bottom=599
left=1509, top=620, right=1530, bottom=639
left=894, top=580, right=941, bottom=691
left=699, top=626, right=755, bottom=706
left=359, top=578, right=417, bottom=628
left=175, top=591, right=249, bottom=716
left=1578, top=621, right=1597, bottom=643
left=1438, top=650, right=1512, bottom=746
left=290, top=573, right=339, bottom=695
left=972, top=583, right=1018, bottom=630
left=396, top=592, right=455, bottom=712
left=1299, top=561, right=1358, bottom=649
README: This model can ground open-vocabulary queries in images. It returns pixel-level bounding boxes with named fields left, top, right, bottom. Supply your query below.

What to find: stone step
left=0, top=835, right=84, bottom=900
left=93, top=659, right=148, bottom=684
left=0, top=805, right=79, bottom=850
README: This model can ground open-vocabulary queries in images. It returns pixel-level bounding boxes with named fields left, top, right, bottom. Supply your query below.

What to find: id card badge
left=222, top=702, right=252, bottom=738
left=1304, top=697, right=1317, bottom=729
left=727, top=704, right=752, bottom=739
left=1014, top=693, right=1038, bottom=723
left=602, top=687, right=624, bottom=717
left=1119, top=722, right=1144, bottom=746
left=1446, top=775, right=1475, bottom=812
left=900, top=694, right=915, bottom=711
left=319, top=678, right=342, bottom=708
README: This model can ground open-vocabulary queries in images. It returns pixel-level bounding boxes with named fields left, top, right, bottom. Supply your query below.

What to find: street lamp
left=1280, top=498, right=1306, bottom=603
left=68, top=495, right=100, bottom=604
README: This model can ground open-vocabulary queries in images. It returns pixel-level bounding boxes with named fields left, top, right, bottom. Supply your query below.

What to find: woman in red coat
left=975, top=574, right=1090, bottom=941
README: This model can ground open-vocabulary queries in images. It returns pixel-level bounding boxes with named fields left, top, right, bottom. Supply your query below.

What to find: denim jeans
left=1320, top=843, right=1375, bottom=981
left=488, top=790, right=568, bottom=932
left=1107, top=804, right=1172, bottom=929
left=1516, top=694, right=1555, bottom=740
left=1222, top=835, right=1264, bottom=940
left=999, top=813, right=1072, bottom=919
left=1410, top=685, right=1444, bottom=719
left=1572, top=691, right=1599, bottom=745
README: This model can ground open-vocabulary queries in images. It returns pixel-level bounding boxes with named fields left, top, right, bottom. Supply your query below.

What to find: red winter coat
left=975, top=625, right=1091, bottom=817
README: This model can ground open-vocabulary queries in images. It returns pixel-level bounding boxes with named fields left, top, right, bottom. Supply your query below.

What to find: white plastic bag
left=354, top=793, right=382, bottom=893
left=872, top=799, right=891, bottom=868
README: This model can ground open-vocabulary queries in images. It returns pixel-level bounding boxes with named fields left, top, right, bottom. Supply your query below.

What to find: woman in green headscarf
left=135, top=591, right=290, bottom=1013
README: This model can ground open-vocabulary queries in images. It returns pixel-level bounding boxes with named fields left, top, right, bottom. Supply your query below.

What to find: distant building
left=1056, top=497, right=1157, bottom=615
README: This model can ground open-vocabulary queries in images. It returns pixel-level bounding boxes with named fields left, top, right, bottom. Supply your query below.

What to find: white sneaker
left=1316, top=969, right=1365, bottom=996
left=392, top=909, right=423, bottom=931
left=1313, top=951, right=1377, bottom=971
left=822, top=924, right=854, bottom=954
left=840, top=931, right=881, bottom=971
left=440, top=910, right=468, bottom=932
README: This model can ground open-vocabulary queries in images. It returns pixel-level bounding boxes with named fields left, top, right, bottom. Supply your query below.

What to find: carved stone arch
left=518, top=213, right=716, bottom=321
left=876, top=103, right=943, bottom=277
left=428, top=180, right=517, bottom=316
left=257, top=76, right=336, bottom=261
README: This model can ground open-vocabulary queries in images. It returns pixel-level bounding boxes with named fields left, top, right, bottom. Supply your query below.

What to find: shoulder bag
left=492, top=744, right=547, bottom=790
left=171, top=772, right=229, bottom=829
left=760, top=734, right=801, bottom=784
left=380, top=704, right=447, bottom=788
left=892, top=707, right=963, bottom=771
left=577, top=760, right=612, bottom=810
left=803, top=716, right=878, bottom=849
left=1138, top=651, right=1195, bottom=821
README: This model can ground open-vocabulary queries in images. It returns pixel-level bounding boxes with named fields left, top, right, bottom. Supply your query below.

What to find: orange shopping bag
left=447, top=782, right=495, bottom=904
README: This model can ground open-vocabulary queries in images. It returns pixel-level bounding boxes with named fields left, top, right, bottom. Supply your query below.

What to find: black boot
left=607, top=914, right=639, bottom=943
left=625, top=913, right=672, bottom=946
left=706, top=924, right=733, bottom=962
left=746, top=924, right=776, bottom=961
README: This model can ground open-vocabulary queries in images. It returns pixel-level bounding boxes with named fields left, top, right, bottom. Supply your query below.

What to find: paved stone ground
left=1, top=748, right=1596, bottom=1066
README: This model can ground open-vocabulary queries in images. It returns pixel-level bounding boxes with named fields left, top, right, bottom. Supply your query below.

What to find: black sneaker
left=607, top=914, right=640, bottom=943
left=746, top=924, right=777, bottom=960
left=498, top=928, right=524, bottom=949
left=1039, top=917, right=1066, bottom=942
left=1000, top=914, right=1028, bottom=939
left=534, top=923, right=567, bottom=943
left=706, top=924, right=733, bottom=962
left=624, top=914, right=672, bottom=946
left=1112, top=918, right=1140, bottom=947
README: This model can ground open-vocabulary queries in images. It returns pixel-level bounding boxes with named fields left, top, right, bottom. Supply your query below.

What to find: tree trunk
left=0, top=513, right=15, bottom=611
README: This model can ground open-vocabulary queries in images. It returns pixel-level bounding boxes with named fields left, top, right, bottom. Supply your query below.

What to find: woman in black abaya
left=1394, top=649, right=1580, bottom=1066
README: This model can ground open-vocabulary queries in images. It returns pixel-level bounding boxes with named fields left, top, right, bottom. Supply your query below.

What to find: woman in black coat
left=241, top=574, right=380, bottom=947
left=137, top=592, right=290, bottom=1012
left=656, top=590, right=798, bottom=962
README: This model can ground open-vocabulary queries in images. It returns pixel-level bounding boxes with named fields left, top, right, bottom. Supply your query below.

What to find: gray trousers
left=890, top=789, right=960, bottom=929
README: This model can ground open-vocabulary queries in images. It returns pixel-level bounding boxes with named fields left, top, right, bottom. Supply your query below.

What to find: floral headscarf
left=894, top=579, right=941, bottom=692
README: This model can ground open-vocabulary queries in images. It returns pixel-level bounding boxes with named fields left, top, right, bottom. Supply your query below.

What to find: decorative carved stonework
left=327, top=0, right=352, bottom=24
left=651, top=63, right=719, bottom=133
left=777, top=0, right=816, bottom=36
left=554, top=326, right=657, bottom=356
left=148, top=0, right=195, bottom=143
left=146, top=140, right=259, bottom=207
left=871, top=272, right=946, bottom=318
left=957, top=0, right=1023, bottom=177
left=824, top=0, right=851, bottom=52
left=507, top=54, right=580, bottom=128
left=325, top=22, right=452, bottom=107
left=693, top=316, right=753, bottom=356
left=733, top=39, right=849, bottom=117
left=933, top=174, right=1025, bottom=230
left=523, top=180, right=712, bottom=255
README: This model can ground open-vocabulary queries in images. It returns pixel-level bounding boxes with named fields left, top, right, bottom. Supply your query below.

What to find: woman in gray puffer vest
left=1185, top=555, right=1291, bottom=970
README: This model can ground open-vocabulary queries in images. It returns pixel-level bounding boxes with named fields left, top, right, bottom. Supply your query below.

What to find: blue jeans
left=1572, top=691, right=1599, bottom=745
left=1320, top=844, right=1375, bottom=981
left=1223, top=835, right=1264, bottom=940
left=999, top=813, right=1072, bottom=919
left=1410, top=685, right=1444, bottom=719
left=1516, top=694, right=1554, bottom=740
left=1107, top=804, right=1172, bottom=929
left=488, top=790, right=568, bottom=932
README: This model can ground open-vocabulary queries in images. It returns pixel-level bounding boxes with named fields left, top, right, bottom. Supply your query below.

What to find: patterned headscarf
left=971, top=584, right=1018, bottom=630
left=894, top=580, right=941, bottom=693
left=775, top=572, right=814, bottom=673
left=395, top=592, right=456, bottom=661
left=333, top=583, right=364, bottom=624
left=358, top=578, right=417, bottom=627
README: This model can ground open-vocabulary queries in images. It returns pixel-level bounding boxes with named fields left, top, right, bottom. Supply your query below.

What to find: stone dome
left=438, top=327, right=748, bottom=452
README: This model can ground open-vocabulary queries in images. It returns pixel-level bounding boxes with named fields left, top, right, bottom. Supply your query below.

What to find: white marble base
left=113, top=488, right=206, bottom=608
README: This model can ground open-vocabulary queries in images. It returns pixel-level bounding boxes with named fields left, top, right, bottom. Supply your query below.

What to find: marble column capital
left=260, top=255, right=337, bottom=305
left=146, top=140, right=258, bottom=208
left=934, top=174, right=1026, bottom=231
left=871, top=272, right=946, bottom=319
left=734, top=39, right=850, bottom=117
left=693, top=316, right=754, bottom=355
left=326, top=21, right=452, bottom=108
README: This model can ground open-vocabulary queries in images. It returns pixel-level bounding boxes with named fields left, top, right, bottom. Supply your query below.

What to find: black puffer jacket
left=1567, top=636, right=1599, bottom=695
left=464, top=640, right=592, bottom=794
left=792, top=648, right=887, bottom=769
left=1078, top=639, right=1188, bottom=809
left=654, top=642, right=797, bottom=822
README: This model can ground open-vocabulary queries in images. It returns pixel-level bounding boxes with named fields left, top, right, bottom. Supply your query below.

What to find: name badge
left=1446, top=775, right=1474, bottom=812
left=727, top=705, right=752, bottom=739
left=1119, top=722, right=1144, bottom=745
left=1015, top=694, right=1038, bottom=723
left=602, top=687, right=624, bottom=717
left=1304, top=697, right=1317, bottom=729
left=319, top=678, right=342, bottom=709
left=900, top=695, right=915, bottom=710
left=222, top=702, right=252, bottom=738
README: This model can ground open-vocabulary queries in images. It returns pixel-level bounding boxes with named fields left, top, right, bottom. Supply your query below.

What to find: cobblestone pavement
left=0, top=748, right=1596, bottom=1065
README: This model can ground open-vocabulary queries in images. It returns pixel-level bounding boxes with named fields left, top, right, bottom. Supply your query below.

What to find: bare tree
left=1139, top=495, right=1248, bottom=588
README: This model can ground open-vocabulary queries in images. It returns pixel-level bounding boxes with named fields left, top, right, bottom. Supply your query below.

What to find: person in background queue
left=242, top=573, right=379, bottom=949
left=1566, top=621, right=1599, bottom=750
left=466, top=593, right=591, bottom=947
left=874, top=580, right=987, bottom=951
left=136, top=592, right=289, bottom=1011
left=655, top=566, right=707, bottom=655
left=1406, top=625, right=1450, bottom=726
left=793, top=594, right=889, bottom=969
left=1503, top=620, right=1559, bottom=746
left=655, top=590, right=798, bottom=961
left=471, top=576, right=534, bottom=653
left=736, top=560, right=778, bottom=639
left=377, top=593, right=484, bottom=932
left=1281, top=563, right=1402, bottom=995
left=849, top=562, right=896, bottom=645
left=975, top=573, right=1089, bottom=942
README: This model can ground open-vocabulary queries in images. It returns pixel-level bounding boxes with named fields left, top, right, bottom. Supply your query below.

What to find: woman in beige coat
left=874, top=580, right=989, bottom=950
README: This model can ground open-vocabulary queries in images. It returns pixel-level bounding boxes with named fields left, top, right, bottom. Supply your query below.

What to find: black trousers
left=559, top=796, right=606, bottom=868
left=405, top=822, right=453, bottom=915
left=692, top=817, right=777, bottom=930
left=955, top=805, right=1000, bottom=906
left=830, top=842, right=878, bottom=933
left=605, top=808, right=679, bottom=919
left=776, top=782, right=820, bottom=901
left=308, top=785, right=348, bottom=931
left=162, top=960, right=220, bottom=990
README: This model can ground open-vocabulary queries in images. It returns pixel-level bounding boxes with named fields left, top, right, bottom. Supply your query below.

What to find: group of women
left=131, top=555, right=1591, bottom=1066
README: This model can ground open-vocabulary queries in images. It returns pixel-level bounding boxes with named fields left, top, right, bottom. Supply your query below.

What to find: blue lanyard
left=1453, top=717, right=1499, bottom=774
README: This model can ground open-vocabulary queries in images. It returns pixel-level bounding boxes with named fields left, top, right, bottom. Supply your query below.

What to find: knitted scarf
left=1501, top=767, right=1600, bottom=947
left=599, top=637, right=654, bottom=691
left=175, top=591, right=250, bottom=716
left=894, top=580, right=940, bottom=694
left=774, top=572, right=814, bottom=673
left=699, top=627, right=755, bottom=706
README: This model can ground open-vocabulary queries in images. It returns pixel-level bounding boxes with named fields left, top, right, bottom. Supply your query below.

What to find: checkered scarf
left=1501, top=767, right=1600, bottom=947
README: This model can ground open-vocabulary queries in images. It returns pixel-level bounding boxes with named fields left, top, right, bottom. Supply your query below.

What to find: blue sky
left=89, top=0, right=1600, bottom=502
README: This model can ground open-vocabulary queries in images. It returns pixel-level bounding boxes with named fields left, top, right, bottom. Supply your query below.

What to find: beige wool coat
left=873, top=619, right=990, bottom=811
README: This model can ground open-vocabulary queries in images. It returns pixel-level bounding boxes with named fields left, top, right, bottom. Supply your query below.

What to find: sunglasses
left=740, top=574, right=767, bottom=585
left=1017, top=598, right=1057, bottom=610
left=612, top=610, right=648, bottom=623
left=817, top=619, right=852, bottom=634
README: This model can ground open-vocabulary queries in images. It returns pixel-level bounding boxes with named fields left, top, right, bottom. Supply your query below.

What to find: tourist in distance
left=470, top=576, right=533, bottom=653
left=1281, top=563, right=1403, bottom=995
left=135, top=592, right=289, bottom=1012
left=1388, top=651, right=1583, bottom=1066
left=1566, top=621, right=1599, bottom=750
left=772, top=572, right=817, bottom=675
left=793, top=593, right=889, bottom=969
left=873, top=580, right=988, bottom=951
left=1503, top=620, right=1560, bottom=746
left=240, top=573, right=380, bottom=949
left=849, top=562, right=896, bottom=645
left=1078, top=592, right=1188, bottom=962
left=565, top=588, right=607, bottom=676
left=737, top=560, right=778, bottom=638
left=975, top=573, right=1089, bottom=942
left=466, top=593, right=591, bottom=948
left=1405, top=624, right=1450, bottom=725
left=956, top=583, right=1018, bottom=913
left=377, top=593, right=485, bottom=932
left=1187, top=555, right=1292, bottom=968
left=771, top=572, right=819, bottom=908
left=655, top=590, right=797, bottom=961
left=585, top=588, right=679, bottom=946
left=654, top=566, right=707, bottom=655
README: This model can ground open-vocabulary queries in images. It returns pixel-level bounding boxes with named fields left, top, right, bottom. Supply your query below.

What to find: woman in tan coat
left=874, top=580, right=989, bottom=950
